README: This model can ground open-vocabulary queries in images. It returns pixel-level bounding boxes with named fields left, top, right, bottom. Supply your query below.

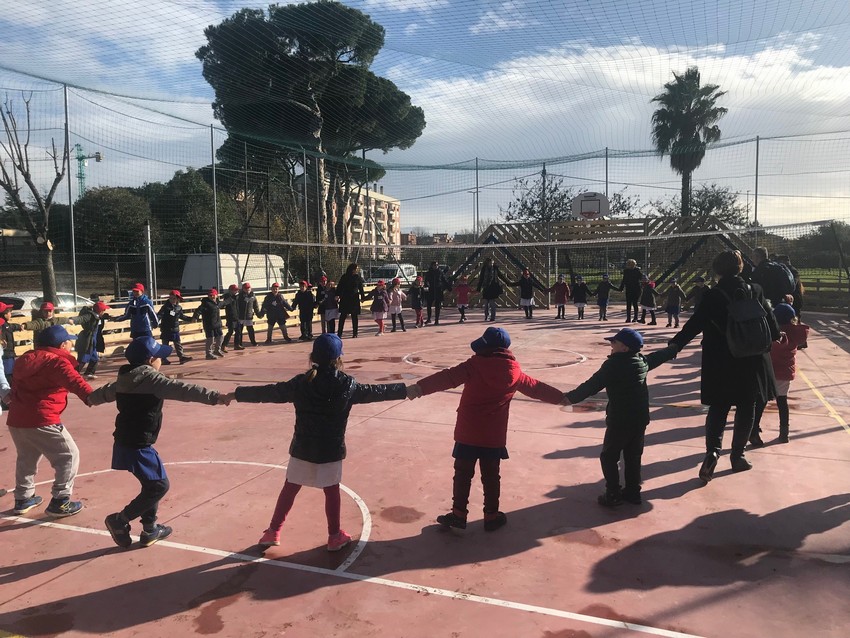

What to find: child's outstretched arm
left=515, top=372, right=566, bottom=405
left=643, top=345, right=680, bottom=371
left=563, top=361, right=612, bottom=406
left=350, top=381, right=407, bottom=404
left=234, top=378, right=299, bottom=404
left=415, top=360, right=473, bottom=397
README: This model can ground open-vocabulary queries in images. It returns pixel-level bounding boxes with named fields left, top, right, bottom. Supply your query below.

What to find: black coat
left=424, top=267, right=451, bottom=303
left=477, top=264, right=502, bottom=300
left=234, top=367, right=406, bottom=464
left=193, top=297, right=225, bottom=331
left=336, top=272, right=365, bottom=315
left=510, top=276, right=535, bottom=299
left=157, top=300, right=188, bottom=333
left=236, top=291, right=260, bottom=321
left=670, top=275, right=779, bottom=406
left=222, top=292, right=237, bottom=323
left=619, top=268, right=643, bottom=300
left=74, top=306, right=107, bottom=356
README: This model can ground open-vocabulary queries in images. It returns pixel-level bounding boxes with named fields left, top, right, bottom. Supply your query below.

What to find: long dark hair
left=344, top=263, right=359, bottom=277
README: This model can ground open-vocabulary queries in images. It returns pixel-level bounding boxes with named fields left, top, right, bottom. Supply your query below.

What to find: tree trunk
left=38, top=242, right=59, bottom=304
left=680, top=171, right=691, bottom=217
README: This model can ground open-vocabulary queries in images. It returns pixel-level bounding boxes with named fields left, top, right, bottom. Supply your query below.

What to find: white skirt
left=775, top=378, right=791, bottom=395
left=640, top=304, right=655, bottom=311
left=239, top=319, right=254, bottom=326
left=286, top=457, right=342, bottom=488
left=372, top=310, right=387, bottom=320
left=388, top=304, right=402, bottom=314
left=574, top=302, right=587, bottom=308
left=324, top=308, right=339, bottom=320
left=457, top=303, right=468, bottom=309
left=520, top=298, right=534, bottom=307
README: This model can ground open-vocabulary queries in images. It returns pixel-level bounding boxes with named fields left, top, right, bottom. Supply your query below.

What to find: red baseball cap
left=0, top=301, right=12, bottom=314
left=300, top=280, right=310, bottom=287
left=132, top=283, right=145, bottom=292
left=170, top=289, right=182, bottom=299
left=209, top=288, right=219, bottom=296
left=228, top=284, right=239, bottom=291
left=271, top=282, right=280, bottom=288
left=40, top=302, right=55, bottom=311
left=93, top=302, right=110, bottom=313
left=242, top=282, right=251, bottom=289
left=320, top=275, right=328, bottom=283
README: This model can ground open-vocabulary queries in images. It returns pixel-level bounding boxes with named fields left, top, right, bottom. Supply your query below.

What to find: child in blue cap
left=407, top=327, right=564, bottom=532
left=226, top=333, right=408, bottom=552
left=563, top=328, right=679, bottom=506
left=88, top=336, right=225, bottom=548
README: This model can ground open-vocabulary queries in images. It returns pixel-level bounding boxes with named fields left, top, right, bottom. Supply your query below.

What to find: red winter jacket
left=417, top=349, right=562, bottom=447
left=770, top=323, right=810, bottom=381
left=6, top=347, right=92, bottom=428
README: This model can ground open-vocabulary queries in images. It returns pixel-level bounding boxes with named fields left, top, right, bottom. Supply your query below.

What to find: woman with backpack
left=669, top=250, right=780, bottom=483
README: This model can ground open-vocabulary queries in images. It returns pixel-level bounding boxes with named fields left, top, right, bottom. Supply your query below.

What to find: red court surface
left=1, top=308, right=848, bottom=638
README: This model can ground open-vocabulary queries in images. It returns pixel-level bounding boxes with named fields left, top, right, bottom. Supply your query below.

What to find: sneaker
left=139, top=524, right=173, bottom=547
left=777, top=433, right=790, bottom=444
left=85, top=373, right=98, bottom=380
left=213, top=350, right=225, bottom=357
left=648, top=321, right=658, bottom=325
left=434, top=321, right=440, bottom=326
left=284, top=337, right=293, bottom=343
left=219, top=346, right=228, bottom=354
left=483, top=511, right=508, bottom=532
left=402, top=327, right=407, bottom=332
left=160, top=359, right=172, bottom=366
left=263, top=339, right=273, bottom=345
left=436, top=511, right=467, bottom=530
left=258, top=528, right=281, bottom=548
left=45, top=498, right=83, bottom=517
left=699, top=451, right=719, bottom=483
left=179, top=356, right=193, bottom=363
left=391, top=328, right=397, bottom=332
left=327, top=529, right=352, bottom=552
left=597, top=492, right=624, bottom=507
left=731, top=456, right=753, bottom=473
left=105, top=513, right=133, bottom=548
left=749, top=434, right=765, bottom=448
left=234, top=345, right=245, bottom=351
left=621, top=490, right=642, bottom=505
left=13, top=495, right=43, bottom=515
left=206, top=353, right=218, bottom=360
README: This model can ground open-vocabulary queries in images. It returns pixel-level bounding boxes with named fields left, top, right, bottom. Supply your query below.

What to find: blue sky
left=1, top=0, right=849, bottom=232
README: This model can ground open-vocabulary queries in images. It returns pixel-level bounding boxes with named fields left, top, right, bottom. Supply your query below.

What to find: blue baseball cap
left=471, top=327, right=511, bottom=353
left=773, top=303, right=796, bottom=325
left=126, top=336, right=173, bottom=364
left=605, top=328, right=643, bottom=351
left=312, top=333, right=343, bottom=363
left=36, top=325, right=77, bottom=348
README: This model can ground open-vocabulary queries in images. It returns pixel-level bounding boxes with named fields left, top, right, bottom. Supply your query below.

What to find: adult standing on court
left=776, top=255, right=804, bottom=319
left=424, top=261, right=452, bottom=326
left=749, top=246, right=795, bottom=308
left=477, top=257, right=503, bottom=322
left=618, top=259, right=643, bottom=323
left=669, top=250, right=779, bottom=481
left=336, top=263, right=366, bottom=338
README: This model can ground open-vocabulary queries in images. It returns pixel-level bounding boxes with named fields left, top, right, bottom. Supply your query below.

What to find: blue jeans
left=483, top=299, right=497, bottom=320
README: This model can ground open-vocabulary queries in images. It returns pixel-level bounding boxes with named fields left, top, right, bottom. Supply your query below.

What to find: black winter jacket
left=192, top=297, right=225, bottom=331
left=566, top=347, right=678, bottom=428
left=222, top=292, right=237, bottom=323
left=291, top=290, right=315, bottom=317
left=670, top=275, right=779, bottom=405
left=510, top=276, right=535, bottom=300
left=619, top=268, right=643, bottom=299
left=157, top=300, right=189, bottom=333
left=424, top=267, right=451, bottom=303
left=236, top=291, right=261, bottom=321
left=571, top=282, right=593, bottom=304
left=235, top=367, right=406, bottom=463
left=88, top=364, right=220, bottom=448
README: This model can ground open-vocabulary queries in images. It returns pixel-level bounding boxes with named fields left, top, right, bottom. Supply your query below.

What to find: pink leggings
left=267, top=480, right=341, bottom=535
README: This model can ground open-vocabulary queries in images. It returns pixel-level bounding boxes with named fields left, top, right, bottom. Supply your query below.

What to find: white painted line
left=402, top=347, right=587, bottom=369
left=0, top=513, right=704, bottom=638
left=29, top=461, right=373, bottom=574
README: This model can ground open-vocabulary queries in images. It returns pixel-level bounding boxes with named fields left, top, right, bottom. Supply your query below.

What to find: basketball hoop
left=571, top=192, right=610, bottom=220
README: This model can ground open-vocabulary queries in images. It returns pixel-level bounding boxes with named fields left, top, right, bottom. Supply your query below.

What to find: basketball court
left=1, top=308, right=848, bottom=637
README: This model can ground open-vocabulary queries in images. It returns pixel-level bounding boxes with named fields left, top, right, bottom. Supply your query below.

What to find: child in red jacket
left=751, top=303, right=810, bottom=445
left=407, top=327, right=563, bottom=531
left=6, top=325, right=92, bottom=518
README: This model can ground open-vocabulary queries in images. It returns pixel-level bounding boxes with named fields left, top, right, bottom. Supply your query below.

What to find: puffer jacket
left=157, top=300, right=189, bottom=333
left=235, top=368, right=406, bottom=464
left=192, top=297, right=225, bottom=331
left=770, top=322, right=810, bottom=381
left=88, top=364, right=220, bottom=448
left=261, top=291, right=291, bottom=321
left=6, top=346, right=92, bottom=427
left=236, top=291, right=261, bottom=321
left=565, top=347, right=679, bottom=428
left=74, top=306, right=107, bottom=357
left=417, top=349, right=562, bottom=448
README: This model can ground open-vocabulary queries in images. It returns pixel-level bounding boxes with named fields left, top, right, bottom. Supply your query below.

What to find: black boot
left=699, top=451, right=720, bottom=483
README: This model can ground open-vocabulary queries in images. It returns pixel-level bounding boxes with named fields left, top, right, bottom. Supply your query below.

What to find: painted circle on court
left=403, top=346, right=587, bottom=370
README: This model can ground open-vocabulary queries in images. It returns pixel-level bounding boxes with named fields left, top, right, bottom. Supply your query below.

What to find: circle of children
left=0, top=247, right=807, bottom=550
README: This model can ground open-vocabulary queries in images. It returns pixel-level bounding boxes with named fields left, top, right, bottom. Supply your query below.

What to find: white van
left=365, top=263, right=418, bottom=284
left=180, top=253, right=286, bottom=292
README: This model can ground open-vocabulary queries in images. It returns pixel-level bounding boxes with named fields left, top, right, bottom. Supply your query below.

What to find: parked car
left=0, top=291, right=92, bottom=317
left=364, top=263, right=418, bottom=284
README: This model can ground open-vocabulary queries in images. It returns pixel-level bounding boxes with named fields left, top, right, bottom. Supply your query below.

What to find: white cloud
left=364, top=0, right=449, bottom=13
left=470, top=1, right=539, bottom=35
left=404, top=23, right=421, bottom=36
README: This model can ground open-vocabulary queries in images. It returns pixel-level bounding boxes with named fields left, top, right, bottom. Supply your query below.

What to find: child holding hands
left=89, top=336, right=226, bottom=548
left=407, top=327, right=563, bottom=531
left=563, top=328, right=678, bottom=507
left=225, top=334, right=407, bottom=551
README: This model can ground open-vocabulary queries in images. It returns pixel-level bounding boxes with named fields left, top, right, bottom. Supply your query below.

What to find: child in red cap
left=157, top=290, right=193, bottom=365
left=369, top=280, right=390, bottom=336
left=453, top=275, right=472, bottom=323
left=388, top=278, right=407, bottom=332
left=509, top=269, right=535, bottom=319
left=75, top=300, right=111, bottom=379
left=407, top=327, right=564, bottom=531
left=291, top=281, right=316, bottom=341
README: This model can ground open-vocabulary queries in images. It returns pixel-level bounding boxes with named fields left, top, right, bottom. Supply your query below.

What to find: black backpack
left=765, top=261, right=796, bottom=299
left=714, top=285, right=773, bottom=358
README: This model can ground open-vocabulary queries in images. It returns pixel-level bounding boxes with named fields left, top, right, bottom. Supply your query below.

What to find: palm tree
left=651, top=67, right=727, bottom=217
